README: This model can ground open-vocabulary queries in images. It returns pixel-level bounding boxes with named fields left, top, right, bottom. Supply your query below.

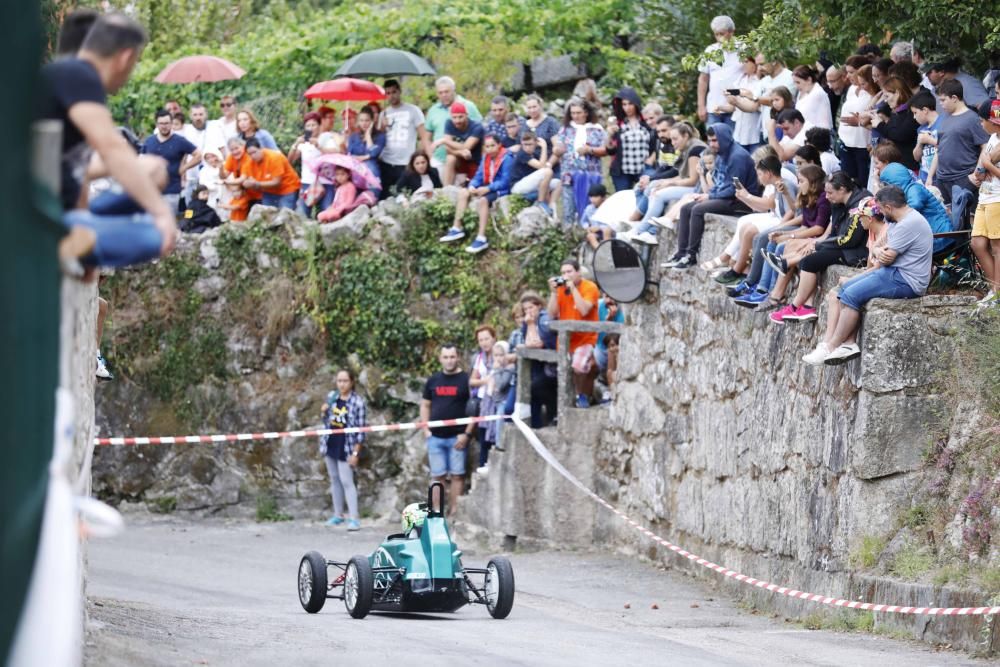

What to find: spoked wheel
left=343, top=555, right=374, bottom=619
left=484, top=556, right=515, bottom=619
left=298, top=551, right=328, bottom=613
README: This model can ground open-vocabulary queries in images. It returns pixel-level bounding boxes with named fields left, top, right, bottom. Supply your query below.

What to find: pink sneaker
left=785, top=305, right=818, bottom=322
left=769, top=304, right=795, bottom=324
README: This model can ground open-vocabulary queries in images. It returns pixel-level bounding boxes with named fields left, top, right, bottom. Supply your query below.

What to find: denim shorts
left=838, top=266, right=920, bottom=311
left=64, top=209, right=163, bottom=269
left=262, top=191, right=298, bottom=210
left=426, top=434, right=466, bottom=476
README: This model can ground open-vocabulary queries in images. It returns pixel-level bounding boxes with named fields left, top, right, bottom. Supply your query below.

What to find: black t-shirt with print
left=422, top=370, right=470, bottom=437
left=326, top=397, right=349, bottom=460
left=37, top=58, right=107, bottom=209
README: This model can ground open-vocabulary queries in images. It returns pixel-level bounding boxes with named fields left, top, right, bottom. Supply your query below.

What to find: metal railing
left=515, top=319, right=624, bottom=415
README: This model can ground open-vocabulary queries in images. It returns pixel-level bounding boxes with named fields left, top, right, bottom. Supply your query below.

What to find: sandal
left=699, top=257, right=725, bottom=271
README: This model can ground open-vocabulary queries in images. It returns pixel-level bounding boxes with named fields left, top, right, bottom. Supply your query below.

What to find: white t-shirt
left=820, top=151, right=842, bottom=177
left=380, top=103, right=426, bottom=165
left=980, top=134, right=1000, bottom=205
left=758, top=68, right=796, bottom=138
left=732, top=74, right=763, bottom=146
left=298, top=141, right=321, bottom=185
left=838, top=85, right=873, bottom=149
left=182, top=124, right=208, bottom=152
left=795, top=83, right=833, bottom=129
left=780, top=120, right=815, bottom=154
left=205, top=117, right=238, bottom=155
left=699, top=43, right=744, bottom=112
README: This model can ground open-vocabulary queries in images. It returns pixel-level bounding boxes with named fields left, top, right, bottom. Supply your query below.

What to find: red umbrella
left=303, top=78, right=386, bottom=101
left=155, top=55, right=246, bottom=84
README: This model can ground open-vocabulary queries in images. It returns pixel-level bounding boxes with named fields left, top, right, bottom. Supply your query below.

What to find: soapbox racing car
left=297, top=482, right=514, bottom=619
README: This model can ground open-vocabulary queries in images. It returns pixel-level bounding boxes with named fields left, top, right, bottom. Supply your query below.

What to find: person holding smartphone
left=718, top=58, right=764, bottom=153
left=288, top=111, right=331, bottom=217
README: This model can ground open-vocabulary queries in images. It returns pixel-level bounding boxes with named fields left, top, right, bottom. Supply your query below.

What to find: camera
left=552, top=276, right=566, bottom=287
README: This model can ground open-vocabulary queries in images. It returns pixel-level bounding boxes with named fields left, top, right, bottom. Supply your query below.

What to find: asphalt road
left=85, top=516, right=979, bottom=666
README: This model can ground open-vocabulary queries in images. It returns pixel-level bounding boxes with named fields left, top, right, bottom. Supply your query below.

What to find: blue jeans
left=707, top=112, right=735, bottom=129
left=296, top=184, right=335, bottom=218
left=838, top=266, right=920, bottom=311
left=747, top=225, right=798, bottom=285
left=426, top=434, right=466, bottom=476
left=262, top=191, right=298, bottom=209
left=634, top=185, right=695, bottom=234
left=64, top=209, right=163, bottom=268
left=611, top=172, right=640, bottom=193
left=756, top=241, right=785, bottom=292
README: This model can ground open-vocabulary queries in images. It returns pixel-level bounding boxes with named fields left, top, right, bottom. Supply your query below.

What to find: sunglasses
left=221, top=102, right=234, bottom=108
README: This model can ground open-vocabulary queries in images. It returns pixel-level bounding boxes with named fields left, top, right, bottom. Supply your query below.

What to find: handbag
left=465, top=395, right=481, bottom=418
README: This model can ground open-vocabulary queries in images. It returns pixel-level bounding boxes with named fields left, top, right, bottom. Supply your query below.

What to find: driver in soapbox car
left=297, top=482, right=514, bottom=619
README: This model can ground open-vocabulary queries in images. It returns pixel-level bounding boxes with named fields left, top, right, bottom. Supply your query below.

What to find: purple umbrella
left=308, top=153, right=381, bottom=191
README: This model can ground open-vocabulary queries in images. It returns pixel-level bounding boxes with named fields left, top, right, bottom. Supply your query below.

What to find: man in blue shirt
left=435, top=102, right=484, bottom=186
left=142, top=108, right=200, bottom=212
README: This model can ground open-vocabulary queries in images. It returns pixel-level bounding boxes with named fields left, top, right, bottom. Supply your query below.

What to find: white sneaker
left=633, top=231, right=659, bottom=245
left=96, top=353, right=113, bottom=381
left=651, top=215, right=675, bottom=230
left=823, top=343, right=861, bottom=365
left=802, top=341, right=831, bottom=366
left=476, top=465, right=489, bottom=476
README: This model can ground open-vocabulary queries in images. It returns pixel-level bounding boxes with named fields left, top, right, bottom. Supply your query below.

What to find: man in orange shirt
left=547, top=258, right=600, bottom=407
left=242, top=137, right=301, bottom=209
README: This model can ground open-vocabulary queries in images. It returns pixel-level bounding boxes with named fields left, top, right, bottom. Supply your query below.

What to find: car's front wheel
left=344, top=555, right=374, bottom=619
left=485, top=556, right=514, bottom=619
left=298, top=551, right=327, bottom=613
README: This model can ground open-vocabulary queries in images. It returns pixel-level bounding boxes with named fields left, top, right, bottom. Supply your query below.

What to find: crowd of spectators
left=42, top=10, right=1000, bottom=513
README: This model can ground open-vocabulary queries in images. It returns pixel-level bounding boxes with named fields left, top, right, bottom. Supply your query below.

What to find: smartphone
left=732, top=176, right=744, bottom=190
left=726, top=88, right=741, bottom=96
left=304, top=129, right=313, bottom=140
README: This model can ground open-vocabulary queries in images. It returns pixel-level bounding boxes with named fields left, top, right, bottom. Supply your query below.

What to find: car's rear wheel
left=485, top=556, right=514, bottom=619
left=344, top=555, right=373, bottom=619
left=298, top=551, right=327, bottom=613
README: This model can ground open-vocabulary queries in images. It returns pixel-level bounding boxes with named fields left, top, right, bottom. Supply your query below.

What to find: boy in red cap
left=433, top=101, right=485, bottom=185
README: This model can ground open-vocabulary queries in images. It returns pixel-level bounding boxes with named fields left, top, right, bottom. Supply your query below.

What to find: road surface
left=85, top=516, right=979, bottom=666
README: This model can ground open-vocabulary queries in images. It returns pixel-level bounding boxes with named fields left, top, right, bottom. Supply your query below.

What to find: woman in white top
left=838, top=56, right=874, bottom=186
left=719, top=57, right=764, bottom=152
left=288, top=112, right=329, bottom=218
left=792, top=64, right=833, bottom=130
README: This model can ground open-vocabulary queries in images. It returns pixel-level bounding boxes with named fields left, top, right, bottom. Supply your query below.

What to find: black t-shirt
left=510, top=146, right=542, bottom=183
left=142, top=133, right=197, bottom=194
left=326, top=397, right=349, bottom=460
left=422, top=370, right=470, bottom=437
left=444, top=119, right=485, bottom=164
left=36, top=58, right=107, bottom=210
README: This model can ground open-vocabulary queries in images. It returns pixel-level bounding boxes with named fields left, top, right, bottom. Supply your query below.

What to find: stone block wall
left=459, top=214, right=996, bottom=651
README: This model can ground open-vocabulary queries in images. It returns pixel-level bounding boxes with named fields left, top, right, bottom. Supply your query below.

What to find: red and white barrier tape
left=94, top=415, right=503, bottom=446
left=509, top=413, right=1000, bottom=617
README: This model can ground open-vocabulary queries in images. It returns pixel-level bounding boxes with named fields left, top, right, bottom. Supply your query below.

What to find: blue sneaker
left=326, top=516, right=345, bottom=526
left=439, top=227, right=465, bottom=243
left=346, top=519, right=361, bottom=531
left=465, top=237, right=489, bottom=254
left=537, top=202, right=554, bottom=217
left=575, top=393, right=591, bottom=408
left=726, top=280, right=752, bottom=298
left=733, top=289, right=769, bottom=309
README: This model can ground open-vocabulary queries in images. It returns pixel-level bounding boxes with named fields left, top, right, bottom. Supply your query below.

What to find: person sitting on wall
left=802, top=184, right=932, bottom=365
left=439, top=133, right=512, bottom=254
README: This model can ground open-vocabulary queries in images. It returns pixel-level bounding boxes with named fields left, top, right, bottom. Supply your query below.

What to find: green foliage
left=107, top=0, right=658, bottom=142
left=902, top=504, right=931, bottom=529
left=800, top=611, right=875, bottom=633
left=148, top=496, right=177, bottom=514
left=956, top=309, right=1000, bottom=417
left=255, top=493, right=292, bottom=522
left=849, top=535, right=886, bottom=569
left=890, top=546, right=935, bottom=580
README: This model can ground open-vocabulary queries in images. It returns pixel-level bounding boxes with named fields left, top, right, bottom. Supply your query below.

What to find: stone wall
left=458, top=215, right=998, bottom=652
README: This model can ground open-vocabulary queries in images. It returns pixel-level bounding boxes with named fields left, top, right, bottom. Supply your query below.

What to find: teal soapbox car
left=297, top=482, right=514, bottom=619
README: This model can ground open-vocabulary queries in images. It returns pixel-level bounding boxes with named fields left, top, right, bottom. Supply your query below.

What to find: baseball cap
left=849, top=196, right=883, bottom=220
left=449, top=101, right=467, bottom=115
left=978, top=99, right=1000, bottom=126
